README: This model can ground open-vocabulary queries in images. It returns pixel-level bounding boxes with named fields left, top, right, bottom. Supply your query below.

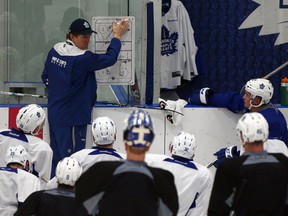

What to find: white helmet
left=243, top=78, right=274, bottom=107
left=5, top=145, right=30, bottom=170
left=236, top=112, right=269, bottom=145
left=170, top=131, right=197, bottom=159
left=16, top=104, right=45, bottom=135
left=92, top=116, right=116, bottom=145
left=56, top=157, right=82, bottom=187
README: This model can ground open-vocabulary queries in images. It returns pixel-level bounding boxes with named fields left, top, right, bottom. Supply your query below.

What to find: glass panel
left=8, top=0, right=54, bottom=82
left=0, top=1, right=8, bottom=91
left=0, top=0, right=146, bottom=105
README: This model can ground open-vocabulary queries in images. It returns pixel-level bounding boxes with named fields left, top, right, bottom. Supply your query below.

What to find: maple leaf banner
left=175, top=0, right=288, bottom=104
left=239, top=0, right=288, bottom=46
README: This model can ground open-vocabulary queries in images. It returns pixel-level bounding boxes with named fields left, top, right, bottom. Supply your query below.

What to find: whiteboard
left=92, top=16, right=135, bottom=85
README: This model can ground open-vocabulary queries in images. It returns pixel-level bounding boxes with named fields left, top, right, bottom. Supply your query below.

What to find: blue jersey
left=42, top=38, right=121, bottom=126
left=208, top=92, right=288, bottom=146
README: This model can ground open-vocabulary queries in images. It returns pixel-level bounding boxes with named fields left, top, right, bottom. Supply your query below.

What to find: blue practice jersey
left=208, top=92, right=288, bottom=146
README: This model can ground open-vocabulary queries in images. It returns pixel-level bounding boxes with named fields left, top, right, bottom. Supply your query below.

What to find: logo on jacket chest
left=51, top=56, right=67, bottom=68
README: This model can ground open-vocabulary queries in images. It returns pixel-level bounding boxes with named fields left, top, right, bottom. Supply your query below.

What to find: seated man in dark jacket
left=208, top=112, right=288, bottom=216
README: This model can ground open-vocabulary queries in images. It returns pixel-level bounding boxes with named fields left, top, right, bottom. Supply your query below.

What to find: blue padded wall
left=177, top=0, right=288, bottom=104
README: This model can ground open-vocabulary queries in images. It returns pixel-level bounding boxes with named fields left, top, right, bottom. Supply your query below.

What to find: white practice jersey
left=161, top=0, right=198, bottom=89
left=71, top=146, right=125, bottom=172
left=46, top=146, right=124, bottom=189
left=0, top=129, right=53, bottom=188
left=239, top=139, right=288, bottom=157
left=264, top=139, right=288, bottom=156
left=0, top=167, right=40, bottom=216
left=145, top=154, right=213, bottom=216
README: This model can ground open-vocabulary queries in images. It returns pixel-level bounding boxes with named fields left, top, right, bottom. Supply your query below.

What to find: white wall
left=3, top=106, right=288, bottom=174
left=93, top=106, right=288, bottom=174
left=92, top=107, right=242, bottom=170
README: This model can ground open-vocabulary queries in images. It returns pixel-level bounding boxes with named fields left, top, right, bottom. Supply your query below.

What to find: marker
left=117, top=18, right=128, bottom=25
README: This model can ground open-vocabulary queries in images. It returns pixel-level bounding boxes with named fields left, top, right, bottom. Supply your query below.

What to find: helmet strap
left=249, top=95, right=263, bottom=110
left=31, top=124, right=44, bottom=136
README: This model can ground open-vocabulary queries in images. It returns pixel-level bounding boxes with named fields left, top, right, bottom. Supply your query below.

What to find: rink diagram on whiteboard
left=92, top=16, right=135, bottom=85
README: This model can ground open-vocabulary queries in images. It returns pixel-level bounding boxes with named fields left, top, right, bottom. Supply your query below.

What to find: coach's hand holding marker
left=112, top=18, right=129, bottom=39
left=116, top=18, right=129, bottom=25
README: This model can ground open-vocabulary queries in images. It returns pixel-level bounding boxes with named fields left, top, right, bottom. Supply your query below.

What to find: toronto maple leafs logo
left=239, top=0, right=288, bottom=45
left=259, top=83, right=265, bottom=89
left=161, top=25, right=178, bottom=56
left=83, top=21, right=90, bottom=28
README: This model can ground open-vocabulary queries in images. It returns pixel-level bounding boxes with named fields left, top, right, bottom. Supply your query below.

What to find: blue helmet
left=124, top=109, right=155, bottom=147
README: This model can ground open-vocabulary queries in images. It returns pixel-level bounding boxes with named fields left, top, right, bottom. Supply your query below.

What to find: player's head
left=123, top=109, right=154, bottom=148
left=16, top=104, right=45, bottom=135
left=5, top=145, right=31, bottom=171
left=169, top=131, right=197, bottom=160
left=236, top=112, right=269, bottom=145
left=92, top=116, right=116, bottom=145
left=241, top=78, right=274, bottom=109
left=56, top=157, right=82, bottom=187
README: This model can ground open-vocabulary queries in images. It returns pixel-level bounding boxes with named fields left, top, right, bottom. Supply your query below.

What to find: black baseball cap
left=68, top=18, right=96, bottom=35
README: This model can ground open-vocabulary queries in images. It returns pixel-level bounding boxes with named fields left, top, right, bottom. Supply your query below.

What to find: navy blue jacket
left=42, top=38, right=121, bottom=126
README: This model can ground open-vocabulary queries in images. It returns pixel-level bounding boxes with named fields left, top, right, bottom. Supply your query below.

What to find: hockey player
left=41, top=18, right=129, bottom=177
left=0, top=104, right=53, bottom=188
left=75, top=109, right=179, bottom=216
left=15, top=157, right=83, bottom=216
left=46, top=116, right=124, bottom=189
left=71, top=116, right=124, bottom=171
left=212, top=137, right=288, bottom=168
left=146, top=131, right=213, bottom=216
left=208, top=112, right=288, bottom=215
left=188, top=78, right=288, bottom=164
left=0, top=145, right=41, bottom=215
left=189, top=78, right=288, bottom=146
